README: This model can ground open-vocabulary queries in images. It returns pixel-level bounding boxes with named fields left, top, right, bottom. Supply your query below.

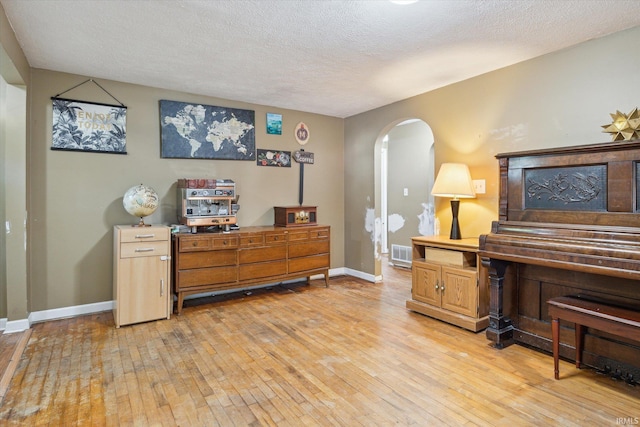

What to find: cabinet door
left=412, top=261, right=440, bottom=306
left=118, top=256, right=169, bottom=325
left=440, top=266, right=477, bottom=317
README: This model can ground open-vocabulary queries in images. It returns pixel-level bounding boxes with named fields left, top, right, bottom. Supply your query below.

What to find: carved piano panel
left=480, top=140, right=640, bottom=382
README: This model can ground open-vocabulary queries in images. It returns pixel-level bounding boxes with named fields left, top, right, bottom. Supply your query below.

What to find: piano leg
left=575, top=323, right=585, bottom=369
left=485, top=259, right=514, bottom=348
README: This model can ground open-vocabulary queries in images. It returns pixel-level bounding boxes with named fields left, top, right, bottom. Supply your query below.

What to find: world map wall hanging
left=160, top=99, right=255, bottom=160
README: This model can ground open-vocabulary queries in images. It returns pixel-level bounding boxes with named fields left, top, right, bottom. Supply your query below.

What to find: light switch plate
left=473, top=179, right=486, bottom=194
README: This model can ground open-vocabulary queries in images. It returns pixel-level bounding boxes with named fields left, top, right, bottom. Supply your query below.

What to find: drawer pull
left=135, top=248, right=155, bottom=252
left=135, top=234, right=155, bottom=239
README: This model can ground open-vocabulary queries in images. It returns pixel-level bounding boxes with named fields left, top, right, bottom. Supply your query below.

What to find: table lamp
left=431, top=163, right=476, bottom=239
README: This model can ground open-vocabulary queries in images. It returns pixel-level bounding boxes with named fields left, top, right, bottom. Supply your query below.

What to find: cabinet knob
left=223, top=241, right=227, bottom=245
left=441, top=284, right=445, bottom=292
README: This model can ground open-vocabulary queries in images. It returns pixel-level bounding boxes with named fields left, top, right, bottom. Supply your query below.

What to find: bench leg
left=575, top=323, right=584, bottom=369
left=552, top=317, right=560, bottom=380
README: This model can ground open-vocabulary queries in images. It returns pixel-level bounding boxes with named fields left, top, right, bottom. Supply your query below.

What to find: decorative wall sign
left=257, top=149, right=291, bottom=167
left=266, top=113, right=282, bottom=135
left=51, top=98, right=127, bottom=154
left=525, top=165, right=606, bottom=211
left=294, top=122, right=310, bottom=145
left=602, top=108, right=640, bottom=141
left=293, top=150, right=314, bottom=164
left=160, top=99, right=255, bottom=160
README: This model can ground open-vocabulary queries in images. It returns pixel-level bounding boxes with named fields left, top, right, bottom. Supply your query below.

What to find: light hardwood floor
left=1, top=261, right=639, bottom=426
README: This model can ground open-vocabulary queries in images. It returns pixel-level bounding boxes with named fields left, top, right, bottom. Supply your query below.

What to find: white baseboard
left=343, top=267, right=378, bottom=283
left=1, top=267, right=377, bottom=333
left=3, top=318, right=30, bottom=334
left=29, top=301, right=113, bottom=325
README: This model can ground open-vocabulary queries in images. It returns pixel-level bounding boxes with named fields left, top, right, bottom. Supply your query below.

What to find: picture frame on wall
left=160, top=99, right=256, bottom=160
left=257, top=149, right=291, bottom=167
left=51, top=97, right=127, bottom=154
left=266, top=113, right=282, bottom=135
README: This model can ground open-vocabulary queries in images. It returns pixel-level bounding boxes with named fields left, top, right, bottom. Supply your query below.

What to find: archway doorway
left=374, top=119, right=435, bottom=279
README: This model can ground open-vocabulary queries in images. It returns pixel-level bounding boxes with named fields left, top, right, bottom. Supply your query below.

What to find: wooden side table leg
left=552, top=317, right=560, bottom=380
left=324, top=270, right=329, bottom=287
left=575, top=323, right=584, bottom=369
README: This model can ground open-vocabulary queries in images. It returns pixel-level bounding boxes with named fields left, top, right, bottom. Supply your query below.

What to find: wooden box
left=274, top=206, right=317, bottom=227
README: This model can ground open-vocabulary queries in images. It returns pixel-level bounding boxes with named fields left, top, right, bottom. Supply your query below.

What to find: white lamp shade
left=431, top=163, right=476, bottom=199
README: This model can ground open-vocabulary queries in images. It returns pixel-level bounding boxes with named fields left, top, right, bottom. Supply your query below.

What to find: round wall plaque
left=294, top=122, right=310, bottom=145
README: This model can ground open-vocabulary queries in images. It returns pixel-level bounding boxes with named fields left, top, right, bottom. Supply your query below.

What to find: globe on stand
left=122, top=184, right=159, bottom=227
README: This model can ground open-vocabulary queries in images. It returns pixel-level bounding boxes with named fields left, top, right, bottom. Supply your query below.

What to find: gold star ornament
left=602, top=108, right=640, bottom=141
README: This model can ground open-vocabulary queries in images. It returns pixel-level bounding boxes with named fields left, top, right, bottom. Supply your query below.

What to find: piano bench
left=547, top=295, right=640, bottom=380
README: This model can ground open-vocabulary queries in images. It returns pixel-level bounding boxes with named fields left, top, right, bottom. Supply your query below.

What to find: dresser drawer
left=287, top=230, right=310, bottom=241
left=211, top=235, right=239, bottom=249
left=177, top=249, right=237, bottom=269
left=239, top=233, right=265, bottom=247
left=288, top=254, right=330, bottom=274
left=119, top=226, right=169, bottom=243
left=265, top=231, right=287, bottom=244
left=288, top=240, right=330, bottom=258
left=177, top=266, right=237, bottom=288
left=179, top=236, right=211, bottom=252
left=239, top=245, right=287, bottom=264
left=239, top=260, right=287, bottom=281
left=120, top=241, right=169, bottom=258
left=310, top=227, right=330, bottom=240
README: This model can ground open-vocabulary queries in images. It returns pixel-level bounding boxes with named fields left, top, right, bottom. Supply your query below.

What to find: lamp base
left=449, top=199, right=461, bottom=240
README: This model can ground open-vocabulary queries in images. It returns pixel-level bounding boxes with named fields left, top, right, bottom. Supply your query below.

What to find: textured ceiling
left=3, top=0, right=640, bottom=118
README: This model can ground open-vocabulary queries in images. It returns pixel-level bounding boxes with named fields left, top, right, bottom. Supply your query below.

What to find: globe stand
left=131, top=217, right=152, bottom=227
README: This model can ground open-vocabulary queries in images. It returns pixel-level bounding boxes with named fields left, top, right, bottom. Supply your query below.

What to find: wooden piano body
left=480, top=139, right=640, bottom=380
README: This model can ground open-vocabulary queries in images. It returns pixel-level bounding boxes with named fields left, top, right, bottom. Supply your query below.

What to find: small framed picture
left=266, top=113, right=282, bottom=135
left=257, top=149, right=291, bottom=167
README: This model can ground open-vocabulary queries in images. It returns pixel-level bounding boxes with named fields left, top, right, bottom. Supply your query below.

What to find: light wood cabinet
left=406, top=236, right=489, bottom=332
left=172, top=225, right=330, bottom=314
left=113, top=225, right=171, bottom=327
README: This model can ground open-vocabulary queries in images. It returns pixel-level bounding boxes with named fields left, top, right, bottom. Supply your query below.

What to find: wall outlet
left=403, top=188, right=408, bottom=196
left=473, top=179, right=486, bottom=194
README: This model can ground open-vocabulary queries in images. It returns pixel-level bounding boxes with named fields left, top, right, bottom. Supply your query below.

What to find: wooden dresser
left=172, top=225, right=330, bottom=313
left=480, top=139, right=640, bottom=381
left=406, top=236, right=489, bottom=332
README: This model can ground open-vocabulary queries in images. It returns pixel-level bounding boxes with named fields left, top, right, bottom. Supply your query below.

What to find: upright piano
left=480, top=139, right=640, bottom=381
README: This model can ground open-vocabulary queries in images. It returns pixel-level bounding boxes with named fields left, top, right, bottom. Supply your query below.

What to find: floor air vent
left=391, top=244, right=412, bottom=265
